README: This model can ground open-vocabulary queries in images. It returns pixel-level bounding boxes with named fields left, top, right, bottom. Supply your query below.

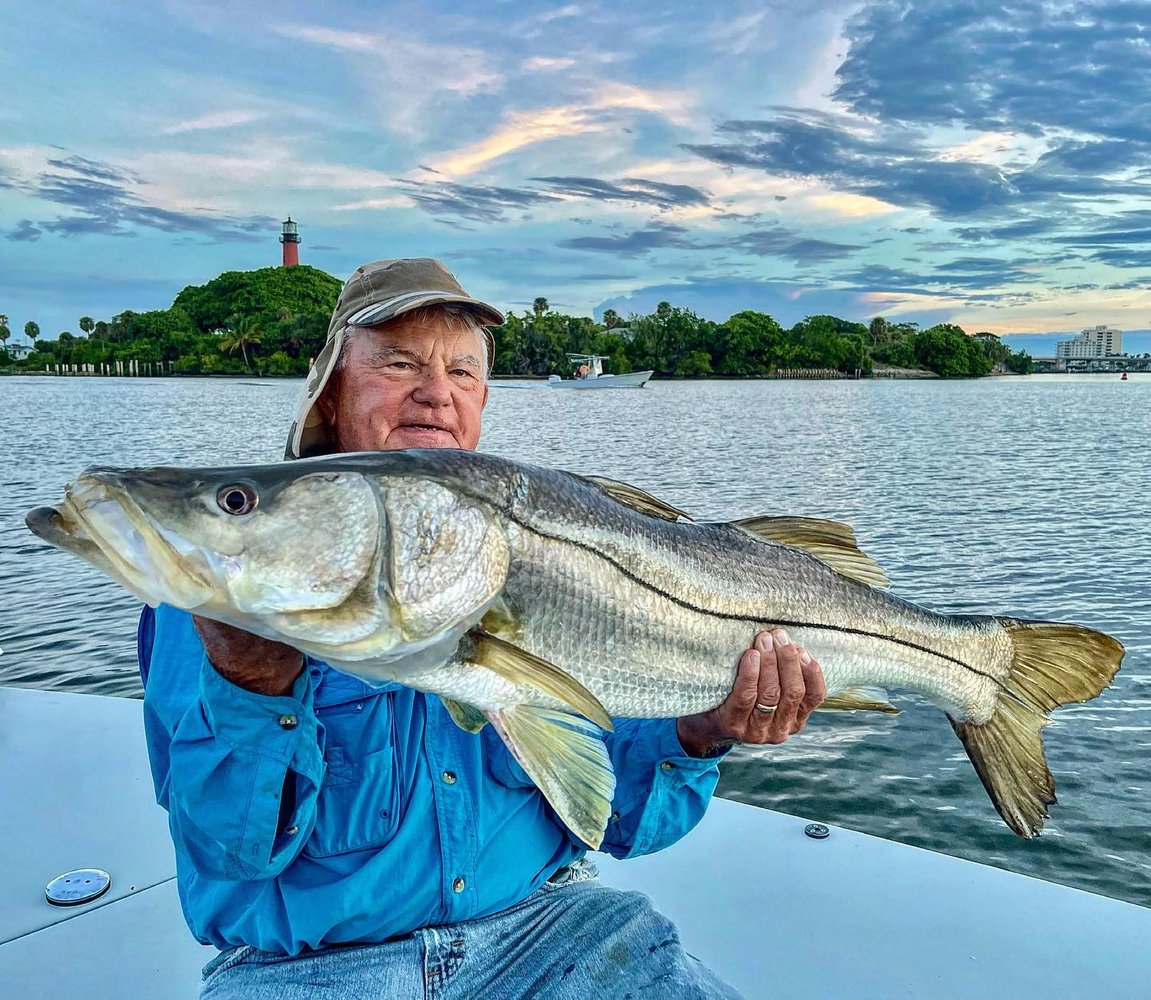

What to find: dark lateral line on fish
left=510, top=515, right=1006, bottom=691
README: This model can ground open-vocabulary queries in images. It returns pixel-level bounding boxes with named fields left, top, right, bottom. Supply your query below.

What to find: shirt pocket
left=304, top=703, right=401, bottom=858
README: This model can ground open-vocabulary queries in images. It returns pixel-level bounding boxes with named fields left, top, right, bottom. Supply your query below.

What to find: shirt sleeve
left=141, top=609, right=326, bottom=882
left=597, top=717, right=727, bottom=860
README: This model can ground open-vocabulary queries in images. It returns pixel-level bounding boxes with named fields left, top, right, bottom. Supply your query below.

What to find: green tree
left=717, top=310, right=787, bottom=374
left=974, top=332, right=1011, bottom=367
left=601, top=308, right=621, bottom=330
left=532, top=297, right=549, bottom=317
left=790, top=315, right=859, bottom=370
left=914, top=324, right=990, bottom=377
left=1005, top=350, right=1033, bottom=374
left=79, top=316, right=94, bottom=336
left=173, top=265, right=340, bottom=334
left=264, top=350, right=296, bottom=376
left=24, top=320, right=39, bottom=344
left=220, top=315, right=263, bottom=371
left=0, top=314, right=9, bottom=352
left=675, top=350, right=713, bottom=376
left=869, top=316, right=890, bottom=343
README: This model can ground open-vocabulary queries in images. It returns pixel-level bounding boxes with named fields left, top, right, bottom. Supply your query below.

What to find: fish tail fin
left=950, top=620, right=1123, bottom=838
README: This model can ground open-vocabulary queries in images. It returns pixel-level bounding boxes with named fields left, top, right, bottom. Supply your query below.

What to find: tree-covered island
left=0, top=267, right=1032, bottom=379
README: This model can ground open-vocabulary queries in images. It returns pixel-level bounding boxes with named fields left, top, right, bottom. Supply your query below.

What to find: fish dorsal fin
left=465, top=629, right=613, bottom=731
left=584, top=476, right=693, bottom=523
left=732, top=515, right=890, bottom=588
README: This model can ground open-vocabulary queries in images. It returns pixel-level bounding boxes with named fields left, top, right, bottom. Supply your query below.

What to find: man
left=139, top=258, right=826, bottom=998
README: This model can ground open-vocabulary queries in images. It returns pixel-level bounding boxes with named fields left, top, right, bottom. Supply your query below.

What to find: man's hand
left=192, top=616, right=305, bottom=697
left=676, top=629, right=827, bottom=758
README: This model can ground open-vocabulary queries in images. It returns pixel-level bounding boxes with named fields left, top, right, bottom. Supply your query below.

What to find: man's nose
left=412, top=369, right=454, bottom=404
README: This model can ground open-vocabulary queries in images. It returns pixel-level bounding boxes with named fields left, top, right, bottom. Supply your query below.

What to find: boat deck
left=2, top=686, right=1149, bottom=999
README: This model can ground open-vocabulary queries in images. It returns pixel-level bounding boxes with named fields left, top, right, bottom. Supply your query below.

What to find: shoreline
left=5, top=367, right=1137, bottom=381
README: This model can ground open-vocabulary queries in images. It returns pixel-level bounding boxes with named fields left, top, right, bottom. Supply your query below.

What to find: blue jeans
left=199, top=860, right=742, bottom=999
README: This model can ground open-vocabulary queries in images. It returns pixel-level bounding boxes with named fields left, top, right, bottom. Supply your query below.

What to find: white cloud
left=273, top=23, right=503, bottom=137
left=706, top=8, right=770, bottom=56
left=525, top=56, right=577, bottom=71
left=430, top=82, right=696, bottom=178
left=163, top=110, right=265, bottom=134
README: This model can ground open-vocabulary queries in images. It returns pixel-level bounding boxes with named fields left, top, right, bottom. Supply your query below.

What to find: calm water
left=2, top=373, right=1149, bottom=906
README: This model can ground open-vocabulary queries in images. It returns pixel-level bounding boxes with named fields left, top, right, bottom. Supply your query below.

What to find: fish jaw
left=62, top=474, right=219, bottom=609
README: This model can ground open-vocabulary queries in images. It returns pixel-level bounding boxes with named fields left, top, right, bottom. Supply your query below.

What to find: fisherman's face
left=318, top=311, right=489, bottom=452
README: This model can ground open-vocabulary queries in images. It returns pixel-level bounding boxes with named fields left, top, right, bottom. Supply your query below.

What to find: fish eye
left=216, top=484, right=258, bottom=516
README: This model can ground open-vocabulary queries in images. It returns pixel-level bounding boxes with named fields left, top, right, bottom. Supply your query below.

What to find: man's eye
left=452, top=369, right=475, bottom=378
left=388, top=361, right=415, bottom=370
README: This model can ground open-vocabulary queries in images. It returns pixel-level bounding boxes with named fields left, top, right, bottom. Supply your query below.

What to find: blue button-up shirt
left=139, top=604, right=725, bottom=955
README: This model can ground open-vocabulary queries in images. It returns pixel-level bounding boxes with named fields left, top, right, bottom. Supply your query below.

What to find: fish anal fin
left=442, top=698, right=488, bottom=733
left=819, top=686, right=900, bottom=715
left=466, top=629, right=613, bottom=731
left=732, top=515, right=889, bottom=588
left=952, top=619, right=1124, bottom=838
left=490, top=705, right=616, bottom=849
left=584, top=476, right=693, bottom=523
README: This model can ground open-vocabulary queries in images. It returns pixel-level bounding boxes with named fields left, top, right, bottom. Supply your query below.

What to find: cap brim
left=348, top=290, right=504, bottom=328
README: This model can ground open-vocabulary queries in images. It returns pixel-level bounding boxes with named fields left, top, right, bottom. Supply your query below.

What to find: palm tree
left=655, top=301, right=672, bottom=320
left=602, top=308, right=620, bottom=330
left=79, top=316, right=94, bottom=336
left=220, top=315, right=263, bottom=371
left=0, top=316, right=10, bottom=353
left=532, top=297, right=549, bottom=316
left=24, top=321, right=39, bottom=345
left=869, top=317, right=890, bottom=343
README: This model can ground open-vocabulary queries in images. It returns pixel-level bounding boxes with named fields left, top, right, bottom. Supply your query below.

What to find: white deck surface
left=2, top=685, right=1150, bottom=999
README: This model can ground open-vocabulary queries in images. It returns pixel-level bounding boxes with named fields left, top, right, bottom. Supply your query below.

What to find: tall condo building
left=1056, top=324, right=1123, bottom=358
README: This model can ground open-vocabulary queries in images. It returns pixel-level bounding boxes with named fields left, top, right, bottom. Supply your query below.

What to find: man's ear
left=315, top=383, right=337, bottom=429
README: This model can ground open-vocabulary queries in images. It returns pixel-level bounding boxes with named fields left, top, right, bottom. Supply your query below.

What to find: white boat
left=547, top=354, right=653, bottom=388
left=3, top=683, right=1150, bottom=999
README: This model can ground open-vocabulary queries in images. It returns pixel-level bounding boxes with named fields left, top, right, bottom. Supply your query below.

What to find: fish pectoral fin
left=731, top=515, right=889, bottom=588
left=441, top=698, right=489, bottom=733
left=583, top=475, right=693, bottom=523
left=818, top=686, right=900, bottom=715
left=490, top=705, right=616, bottom=849
left=465, top=629, right=613, bottom=731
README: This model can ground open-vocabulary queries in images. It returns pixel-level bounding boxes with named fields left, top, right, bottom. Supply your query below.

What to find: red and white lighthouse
left=280, top=217, right=300, bottom=267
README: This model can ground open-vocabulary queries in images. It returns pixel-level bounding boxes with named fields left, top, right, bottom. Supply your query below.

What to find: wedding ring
left=755, top=703, right=778, bottom=714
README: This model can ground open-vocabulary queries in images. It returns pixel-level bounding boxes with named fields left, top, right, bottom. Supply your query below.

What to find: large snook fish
left=26, top=450, right=1123, bottom=848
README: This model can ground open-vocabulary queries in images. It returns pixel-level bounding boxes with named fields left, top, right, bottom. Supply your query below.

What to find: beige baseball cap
left=285, top=258, right=504, bottom=459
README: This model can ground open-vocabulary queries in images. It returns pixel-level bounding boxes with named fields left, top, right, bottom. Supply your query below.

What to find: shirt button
left=660, top=760, right=674, bottom=772
left=452, top=877, right=466, bottom=893
left=278, top=714, right=298, bottom=730
left=285, top=825, right=298, bottom=836
left=442, top=771, right=457, bottom=785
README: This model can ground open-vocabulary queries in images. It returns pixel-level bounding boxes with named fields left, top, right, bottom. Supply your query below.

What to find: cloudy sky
left=3, top=0, right=1150, bottom=341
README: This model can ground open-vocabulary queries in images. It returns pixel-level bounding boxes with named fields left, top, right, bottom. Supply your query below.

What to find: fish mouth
left=29, top=474, right=216, bottom=609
